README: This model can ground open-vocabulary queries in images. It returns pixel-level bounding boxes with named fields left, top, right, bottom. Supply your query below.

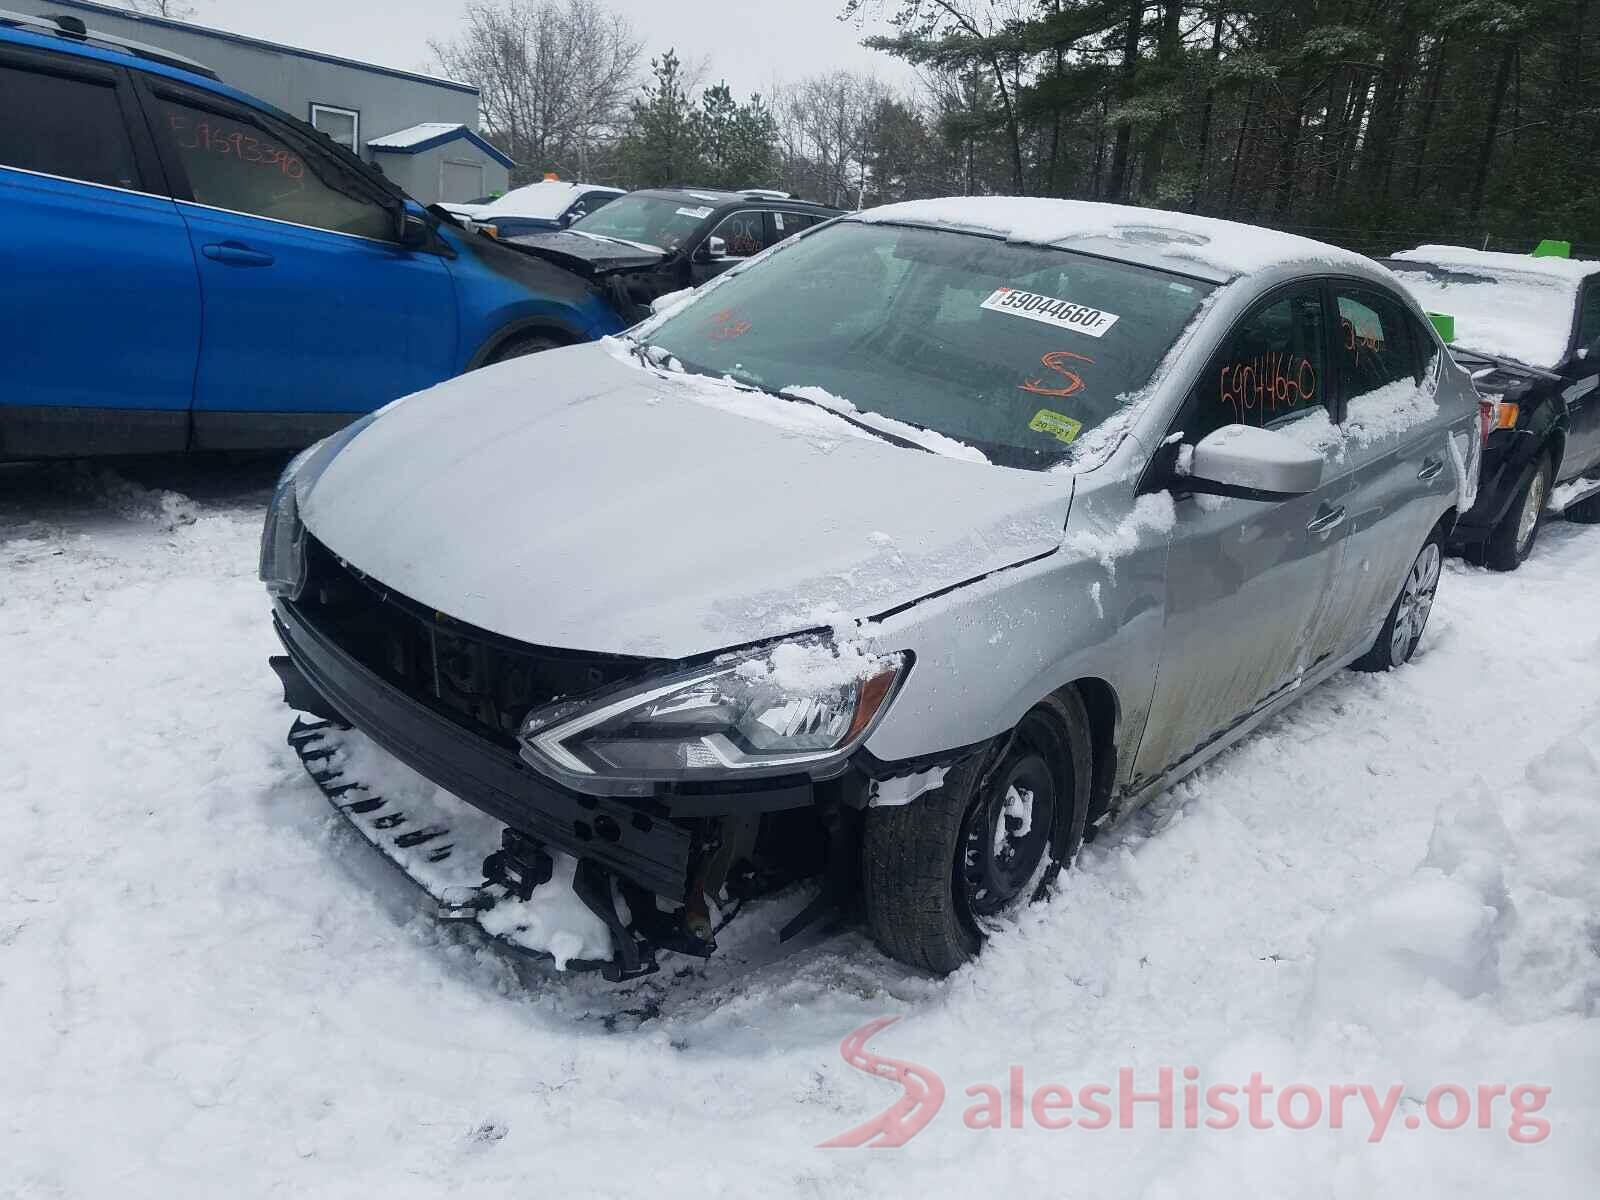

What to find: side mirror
left=396, top=209, right=430, bottom=249
left=1183, top=424, right=1322, bottom=501
left=695, top=235, right=727, bottom=263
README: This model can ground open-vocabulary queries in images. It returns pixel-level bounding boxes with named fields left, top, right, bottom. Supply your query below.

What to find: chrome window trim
left=0, top=161, right=162, bottom=200
left=175, top=197, right=401, bottom=247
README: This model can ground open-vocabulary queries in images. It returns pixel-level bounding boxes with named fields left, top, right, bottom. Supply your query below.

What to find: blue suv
left=0, top=11, right=625, bottom=459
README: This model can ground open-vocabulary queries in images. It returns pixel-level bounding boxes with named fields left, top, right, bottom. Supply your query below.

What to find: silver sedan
left=263, top=197, right=1484, bottom=976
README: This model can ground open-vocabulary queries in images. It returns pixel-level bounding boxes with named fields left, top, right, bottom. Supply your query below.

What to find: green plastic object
left=1427, top=312, right=1456, bottom=343
left=1532, top=239, right=1572, bottom=259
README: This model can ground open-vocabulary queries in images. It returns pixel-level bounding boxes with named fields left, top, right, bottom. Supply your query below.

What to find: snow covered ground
left=2, top=459, right=1597, bottom=1198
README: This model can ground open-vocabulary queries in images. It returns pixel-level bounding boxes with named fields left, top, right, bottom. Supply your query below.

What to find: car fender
left=437, top=224, right=626, bottom=371
left=861, top=469, right=1167, bottom=794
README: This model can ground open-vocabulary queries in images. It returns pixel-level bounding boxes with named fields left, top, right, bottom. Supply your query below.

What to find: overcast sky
left=189, top=0, right=912, bottom=99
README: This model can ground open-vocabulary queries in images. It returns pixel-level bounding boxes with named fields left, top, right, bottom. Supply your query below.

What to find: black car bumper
left=273, top=599, right=702, bottom=897
left=1451, top=430, right=1542, bottom=542
left=271, top=597, right=824, bottom=895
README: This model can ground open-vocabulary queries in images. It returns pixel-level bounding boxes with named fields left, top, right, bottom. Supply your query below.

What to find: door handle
left=202, top=241, right=275, bottom=267
left=1306, top=504, right=1347, bottom=535
left=1418, top=455, right=1445, bottom=481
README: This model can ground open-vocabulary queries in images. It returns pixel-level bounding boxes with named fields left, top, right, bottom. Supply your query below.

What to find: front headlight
left=259, top=412, right=383, bottom=599
left=518, top=641, right=908, bottom=786
left=258, top=443, right=317, bottom=599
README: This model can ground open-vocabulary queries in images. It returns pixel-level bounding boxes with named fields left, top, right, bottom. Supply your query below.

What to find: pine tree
left=616, top=49, right=705, bottom=186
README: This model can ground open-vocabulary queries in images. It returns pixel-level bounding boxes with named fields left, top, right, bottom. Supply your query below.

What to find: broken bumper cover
left=271, top=599, right=838, bottom=979
left=286, top=716, right=661, bottom=978
left=273, top=599, right=697, bottom=898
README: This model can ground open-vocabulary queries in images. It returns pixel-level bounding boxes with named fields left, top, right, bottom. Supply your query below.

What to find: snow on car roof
left=481, top=180, right=623, bottom=220
left=855, top=196, right=1377, bottom=281
left=1388, top=244, right=1594, bottom=368
left=1392, top=243, right=1597, bottom=283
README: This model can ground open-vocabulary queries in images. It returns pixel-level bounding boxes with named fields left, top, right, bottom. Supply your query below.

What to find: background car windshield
left=571, top=194, right=707, bottom=251
left=1386, top=260, right=1579, bottom=368
left=646, top=221, right=1214, bottom=468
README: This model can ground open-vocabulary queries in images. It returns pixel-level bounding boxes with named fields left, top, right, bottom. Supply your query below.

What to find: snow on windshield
left=642, top=220, right=1214, bottom=470
left=1389, top=245, right=1588, bottom=368
left=481, top=181, right=587, bottom=220
left=859, top=196, right=1375, bottom=278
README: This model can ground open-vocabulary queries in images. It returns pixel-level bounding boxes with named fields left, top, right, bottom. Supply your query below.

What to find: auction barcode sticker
left=980, top=287, right=1120, bottom=337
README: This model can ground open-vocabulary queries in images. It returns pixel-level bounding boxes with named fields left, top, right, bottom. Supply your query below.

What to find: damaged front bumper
left=271, top=599, right=844, bottom=980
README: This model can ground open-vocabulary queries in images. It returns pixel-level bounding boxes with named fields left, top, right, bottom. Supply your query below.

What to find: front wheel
left=861, top=693, right=1091, bottom=974
left=1352, top=532, right=1443, bottom=672
left=484, top=332, right=562, bottom=365
left=1483, top=454, right=1551, bottom=571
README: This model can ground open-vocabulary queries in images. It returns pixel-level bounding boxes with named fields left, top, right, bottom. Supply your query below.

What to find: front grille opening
left=291, top=537, right=661, bottom=747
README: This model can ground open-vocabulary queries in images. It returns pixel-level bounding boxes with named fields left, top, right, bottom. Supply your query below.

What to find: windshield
left=570, top=193, right=711, bottom=252
left=483, top=181, right=583, bottom=219
left=1386, top=260, right=1578, bottom=368
left=644, top=221, right=1215, bottom=469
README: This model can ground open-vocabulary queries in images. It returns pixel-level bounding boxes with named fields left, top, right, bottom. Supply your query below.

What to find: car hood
left=500, top=229, right=667, bottom=277
left=300, top=343, right=1074, bottom=658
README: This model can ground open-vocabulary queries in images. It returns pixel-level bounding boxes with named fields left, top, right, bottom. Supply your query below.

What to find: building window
left=309, top=104, right=359, bottom=153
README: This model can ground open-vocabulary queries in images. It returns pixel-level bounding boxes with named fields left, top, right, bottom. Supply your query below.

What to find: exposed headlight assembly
left=258, top=443, right=317, bottom=600
left=258, top=410, right=381, bottom=599
left=518, top=642, right=908, bottom=787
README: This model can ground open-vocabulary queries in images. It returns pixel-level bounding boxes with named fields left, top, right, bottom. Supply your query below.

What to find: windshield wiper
left=768, top=385, right=937, bottom=454
left=639, top=351, right=938, bottom=455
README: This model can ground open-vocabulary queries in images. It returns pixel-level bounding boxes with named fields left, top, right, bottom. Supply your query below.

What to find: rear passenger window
left=153, top=94, right=393, bottom=241
left=772, top=211, right=814, bottom=242
left=1190, top=286, right=1326, bottom=441
left=1335, top=288, right=1421, bottom=397
left=0, top=64, right=140, bottom=190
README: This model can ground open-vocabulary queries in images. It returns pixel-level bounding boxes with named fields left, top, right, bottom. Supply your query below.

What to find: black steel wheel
left=862, top=692, right=1091, bottom=974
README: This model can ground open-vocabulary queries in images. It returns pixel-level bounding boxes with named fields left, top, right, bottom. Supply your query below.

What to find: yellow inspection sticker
left=1028, top=409, right=1084, bottom=444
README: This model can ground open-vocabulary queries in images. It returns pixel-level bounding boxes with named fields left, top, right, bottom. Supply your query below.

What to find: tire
left=1483, top=453, right=1552, bottom=571
left=861, top=691, right=1091, bottom=974
left=484, top=332, right=562, bottom=365
left=1352, top=530, right=1444, bottom=672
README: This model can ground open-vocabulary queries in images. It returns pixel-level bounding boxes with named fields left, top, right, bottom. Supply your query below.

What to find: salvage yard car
left=439, top=178, right=624, bottom=237
left=0, top=10, right=624, bottom=459
left=505, top=186, right=843, bottom=322
left=263, top=197, right=1483, bottom=977
left=1384, top=244, right=1600, bottom=568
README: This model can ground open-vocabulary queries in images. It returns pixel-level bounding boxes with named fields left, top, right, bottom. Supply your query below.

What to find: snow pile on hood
left=304, top=341, right=1072, bottom=658
left=732, top=631, right=889, bottom=693
left=1389, top=245, right=1591, bottom=368
left=858, top=196, right=1374, bottom=279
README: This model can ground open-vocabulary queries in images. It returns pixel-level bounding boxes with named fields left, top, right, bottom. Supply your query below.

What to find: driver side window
left=709, top=211, right=765, bottom=258
left=154, top=93, right=394, bottom=241
left=1190, top=286, right=1327, bottom=443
